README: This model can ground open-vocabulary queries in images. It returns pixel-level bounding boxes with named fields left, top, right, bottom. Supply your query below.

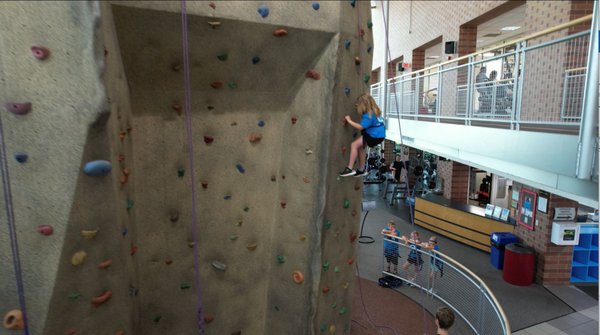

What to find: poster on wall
left=518, top=189, right=537, bottom=230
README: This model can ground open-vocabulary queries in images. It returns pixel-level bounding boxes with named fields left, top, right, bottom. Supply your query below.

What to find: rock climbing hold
left=339, top=307, right=349, bottom=315
left=342, top=146, right=347, bottom=155
left=115, top=330, right=125, bottom=335
left=249, top=133, right=262, bottom=143
left=117, top=154, right=125, bottom=162
left=292, top=270, right=304, bottom=284
left=246, top=244, right=257, bottom=251
left=122, top=228, right=128, bottom=236
left=228, top=81, right=238, bottom=89
left=177, top=168, right=185, bottom=178
left=210, top=81, right=223, bottom=89
left=334, top=266, right=340, bottom=273
left=236, top=164, right=245, bottom=173
left=172, top=63, right=181, bottom=72
left=351, top=210, right=357, bottom=217
left=208, top=21, right=221, bottom=29
left=305, top=149, right=313, bottom=155
left=224, top=195, right=232, bottom=200
left=329, top=325, right=336, bottom=334
left=306, top=69, right=321, bottom=80
left=170, top=212, right=179, bottom=222
left=354, top=184, right=360, bottom=191
left=130, top=244, right=138, bottom=255
left=320, top=324, right=327, bottom=332
left=180, top=282, right=191, bottom=290
left=312, top=2, right=320, bottom=10
left=3, top=310, right=24, bottom=330
left=188, top=242, right=195, bottom=248
left=229, top=235, right=238, bottom=241
left=252, top=56, right=261, bottom=64
left=350, top=0, right=356, bottom=7
left=367, top=20, right=373, bottom=29
left=204, top=315, right=214, bottom=323
left=280, top=202, right=286, bottom=209
left=354, top=56, right=361, bottom=65
left=236, top=219, right=243, bottom=226
left=98, top=259, right=113, bottom=269
left=299, top=233, right=306, bottom=241
left=67, top=328, right=77, bottom=335
left=348, top=258, right=354, bottom=265
left=4, top=102, right=31, bottom=115
left=31, top=45, right=51, bottom=60
left=331, top=302, right=337, bottom=309
left=209, top=2, right=216, bottom=9
left=165, top=258, right=173, bottom=265
left=81, top=229, right=98, bottom=240
left=274, top=306, right=280, bottom=311
left=83, top=160, right=112, bottom=177
left=68, top=292, right=81, bottom=300
left=201, top=181, right=208, bottom=189
left=344, top=39, right=351, bottom=49
left=217, top=53, right=228, bottom=61
left=343, top=199, right=350, bottom=208
left=119, top=131, right=127, bottom=141
left=343, top=282, right=349, bottom=289
left=360, top=28, right=365, bottom=37
left=367, top=46, right=372, bottom=53
left=153, top=315, right=162, bottom=323
left=322, top=287, right=330, bottom=294
left=303, top=176, right=310, bottom=184
left=344, top=87, right=351, bottom=96
left=270, top=175, right=276, bottom=182
left=273, top=28, right=288, bottom=37
left=257, top=5, right=269, bottom=18
left=91, top=290, right=112, bottom=307
left=322, top=261, right=330, bottom=271
left=363, top=74, right=371, bottom=84
left=281, top=175, right=286, bottom=179
left=71, top=250, right=87, bottom=266
left=120, top=173, right=128, bottom=185
left=257, top=120, right=265, bottom=127
left=276, top=255, right=286, bottom=264
left=350, top=232, right=358, bottom=242
left=172, top=102, right=182, bottom=115
left=203, top=136, right=214, bottom=144
left=208, top=106, right=216, bottom=111
left=36, top=225, right=53, bottom=236
left=324, top=221, right=332, bottom=230
left=127, top=199, right=134, bottom=210
left=212, top=260, right=227, bottom=271
left=14, top=153, right=28, bottom=163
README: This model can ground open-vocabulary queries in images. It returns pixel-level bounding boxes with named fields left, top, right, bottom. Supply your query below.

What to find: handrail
left=565, top=66, right=587, bottom=73
left=388, top=14, right=592, bottom=82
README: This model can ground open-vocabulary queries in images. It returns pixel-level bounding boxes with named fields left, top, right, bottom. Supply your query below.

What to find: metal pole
left=576, top=3, right=598, bottom=179
left=380, top=0, right=390, bottom=117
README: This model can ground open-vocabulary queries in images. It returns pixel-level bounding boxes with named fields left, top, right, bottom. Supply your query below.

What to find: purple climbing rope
left=180, top=1, right=205, bottom=333
left=0, top=113, right=30, bottom=334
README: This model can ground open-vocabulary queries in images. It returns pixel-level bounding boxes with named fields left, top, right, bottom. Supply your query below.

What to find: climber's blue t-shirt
left=360, top=112, right=385, bottom=138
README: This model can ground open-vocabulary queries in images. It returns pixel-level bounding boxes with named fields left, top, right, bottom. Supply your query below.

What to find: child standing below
left=340, top=93, right=386, bottom=177
left=423, top=236, right=443, bottom=293
left=401, top=231, right=424, bottom=284
left=381, top=221, right=401, bottom=273
left=435, top=307, right=455, bottom=335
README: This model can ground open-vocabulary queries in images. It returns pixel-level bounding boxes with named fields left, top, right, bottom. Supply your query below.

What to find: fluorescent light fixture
left=500, top=26, right=521, bottom=31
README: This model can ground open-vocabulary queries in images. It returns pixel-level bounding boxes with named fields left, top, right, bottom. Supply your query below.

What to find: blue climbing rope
left=180, top=1, right=205, bottom=333
left=0, top=111, right=30, bottom=333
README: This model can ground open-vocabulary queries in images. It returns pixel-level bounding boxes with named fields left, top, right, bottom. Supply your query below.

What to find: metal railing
left=372, top=15, right=593, bottom=131
left=382, top=236, right=510, bottom=335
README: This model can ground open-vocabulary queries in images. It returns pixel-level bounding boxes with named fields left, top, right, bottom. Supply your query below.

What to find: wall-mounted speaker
left=445, top=41, right=457, bottom=54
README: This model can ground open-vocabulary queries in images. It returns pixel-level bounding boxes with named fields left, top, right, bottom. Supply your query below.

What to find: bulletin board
left=518, top=189, right=537, bottom=230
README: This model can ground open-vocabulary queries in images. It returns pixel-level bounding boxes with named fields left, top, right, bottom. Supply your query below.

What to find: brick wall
left=512, top=184, right=578, bottom=285
left=450, top=161, right=469, bottom=203
left=436, top=159, right=454, bottom=199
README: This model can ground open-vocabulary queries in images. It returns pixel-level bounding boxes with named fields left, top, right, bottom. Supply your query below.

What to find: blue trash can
left=490, top=232, right=518, bottom=270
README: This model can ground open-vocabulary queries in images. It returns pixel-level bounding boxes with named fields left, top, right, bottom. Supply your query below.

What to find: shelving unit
left=570, top=224, right=599, bottom=283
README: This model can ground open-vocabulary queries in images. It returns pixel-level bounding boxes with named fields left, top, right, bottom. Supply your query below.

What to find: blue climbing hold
left=257, top=120, right=265, bottom=127
left=122, top=228, right=128, bottom=236
left=312, top=2, right=320, bottom=10
left=350, top=0, right=356, bottom=8
left=344, top=40, right=351, bottom=49
left=14, top=153, right=28, bottom=163
left=236, top=164, right=245, bottom=174
left=367, top=45, right=372, bottom=53
left=258, top=5, right=269, bottom=18
left=83, top=160, right=112, bottom=177
left=344, top=87, right=351, bottom=96
left=252, top=56, right=261, bottom=64
left=224, top=195, right=232, bottom=200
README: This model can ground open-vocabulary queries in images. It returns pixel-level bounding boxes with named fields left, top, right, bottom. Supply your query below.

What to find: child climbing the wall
left=400, top=231, right=423, bottom=286
left=381, top=220, right=401, bottom=274
left=339, top=93, right=386, bottom=177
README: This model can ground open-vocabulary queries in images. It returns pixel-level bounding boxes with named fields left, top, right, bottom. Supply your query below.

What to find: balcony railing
left=373, top=15, right=593, bottom=133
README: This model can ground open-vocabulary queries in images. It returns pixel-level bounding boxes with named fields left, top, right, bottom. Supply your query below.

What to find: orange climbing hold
left=172, top=103, right=182, bottom=115
left=91, top=290, right=112, bottom=307
left=204, top=315, right=214, bottom=323
left=273, top=28, right=288, bottom=37
left=246, top=244, right=258, bottom=251
left=292, top=270, right=304, bottom=284
left=119, top=131, right=127, bottom=141
left=303, top=176, right=310, bottom=184
left=3, top=309, right=24, bottom=330
left=249, top=133, right=262, bottom=143
left=98, top=259, right=113, bottom=269
left=305, top=69, right=321, bottom=80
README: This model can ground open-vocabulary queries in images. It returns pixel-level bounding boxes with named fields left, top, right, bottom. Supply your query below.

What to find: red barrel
left=502, top=243, right=535, bottom=286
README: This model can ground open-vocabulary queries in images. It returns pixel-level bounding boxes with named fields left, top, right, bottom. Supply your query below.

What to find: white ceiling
left=477, top=4, right=526, bottom=48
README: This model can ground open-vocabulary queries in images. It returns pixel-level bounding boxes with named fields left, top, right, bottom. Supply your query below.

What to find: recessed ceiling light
left=500, top=26, right=521, bottom=31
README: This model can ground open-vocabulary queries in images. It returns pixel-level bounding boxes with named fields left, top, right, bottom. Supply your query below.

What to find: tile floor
left=513, top=305, right=599, bottom=335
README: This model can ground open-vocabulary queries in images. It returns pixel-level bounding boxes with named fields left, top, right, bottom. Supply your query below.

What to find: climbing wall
left=0, top=1, right=373, bottom=334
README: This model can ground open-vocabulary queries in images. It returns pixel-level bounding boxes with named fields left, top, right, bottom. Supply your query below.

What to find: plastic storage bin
left=490, top=232, right=518, bottom=270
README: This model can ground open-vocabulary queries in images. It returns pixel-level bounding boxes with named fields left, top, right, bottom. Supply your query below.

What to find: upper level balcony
left=372, top=15, right=598, bottom=207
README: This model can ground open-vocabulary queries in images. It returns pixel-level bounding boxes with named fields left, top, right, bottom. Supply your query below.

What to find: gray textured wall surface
left=0, top=1, right=373, bottom=334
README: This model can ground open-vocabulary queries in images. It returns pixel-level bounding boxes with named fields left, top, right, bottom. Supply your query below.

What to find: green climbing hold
left=217, top=53, right=228, bottom=61
left=177, top=168, right=185, bottom=178
left=343, top=199, right=350, bottom=208
left=323, top=261, right=330, bottom=271
left=68, top=293, right=81, bottom=300
left=229, top=235, right=239, bottom=241
left=180, top=282, right=191, bottom=290
left=320, top=324, right=327, bottom=332
left=153, top=315, right=162, bottom=323
left=243, top=206, right=250, bottom=212
left=228, top=82, right=238, bottom=89
left=127, top=199, right=134, bottom=210
left=334, top=266, right=340, bottom=273
left=324, top=221, right=332, bottom=230
left=367, top=20, right=373, bottom=29
left=274, top=305, right=280, bottom=311
left=339, top=306, right=349, bottom=315
left=331, top=302, right=337, bottom=309
left=363, top=74, right=371, bottom=84
left=277, top=255, right=286, bottom=264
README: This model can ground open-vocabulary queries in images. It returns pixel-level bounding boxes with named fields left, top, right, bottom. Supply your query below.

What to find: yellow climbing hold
left=81, top=229, right=98, bottom=240
left=246, top=244, right=257, bottom=251
left=299, top=233, right=307, bottom=241
left=71, top=250, right=87, bottom=266
left=329, top=324, right=336, bottom=334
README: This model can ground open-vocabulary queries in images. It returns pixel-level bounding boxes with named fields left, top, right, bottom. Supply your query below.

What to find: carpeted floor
left=350, top=276, right=436, bottom=335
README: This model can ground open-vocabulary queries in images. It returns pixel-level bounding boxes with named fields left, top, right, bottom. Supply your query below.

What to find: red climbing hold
left=351, top=210, right=357, bottom=217
left=249, top=133, right=262, bottom=143
left=342, top=146, right=347, bottom=155
left=209, top=2, right=216, bottom=9
left=172, top=103, right=182, bottom=115
left=130, top=244, right=138, bottom=256
left=119, top=131, right=127, bottom=141
left=4, top=102, right=31, bottom=115
left=165, top=258, right=173, bottom=265
left=203, top=136, right=214, bottom=144
left=210, top=81, right=223, bottom=89
left=91, top=290, right=112, bottom=307
left=117, top=154, right=125, bottom=162
left=201, top=181, right=208, bottom=189
left=115, top=331, right=125, bottom=335
left=322, top=287, right=330, bottom=294
left=281, top=202, right=287, bottom=209
left=31, top=45, right=50, bottom=60
left=350, top=232, right=358, bottom=242
left=204, top=315, right=214, bottom=323
left=98, top=259, right=113, bottom=269
left=305, top=69, right=321, bottom=80
left=36, top=225, right=53, bottom=236
left=360, top=28, right=365, bottom=37
left=273, top=28, right=288, bottom=37
left=67, top=328, right=77, bottom=335
left=348, top=258, right=355, bottom=265
left=291, top=116, right=298, bottom=124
